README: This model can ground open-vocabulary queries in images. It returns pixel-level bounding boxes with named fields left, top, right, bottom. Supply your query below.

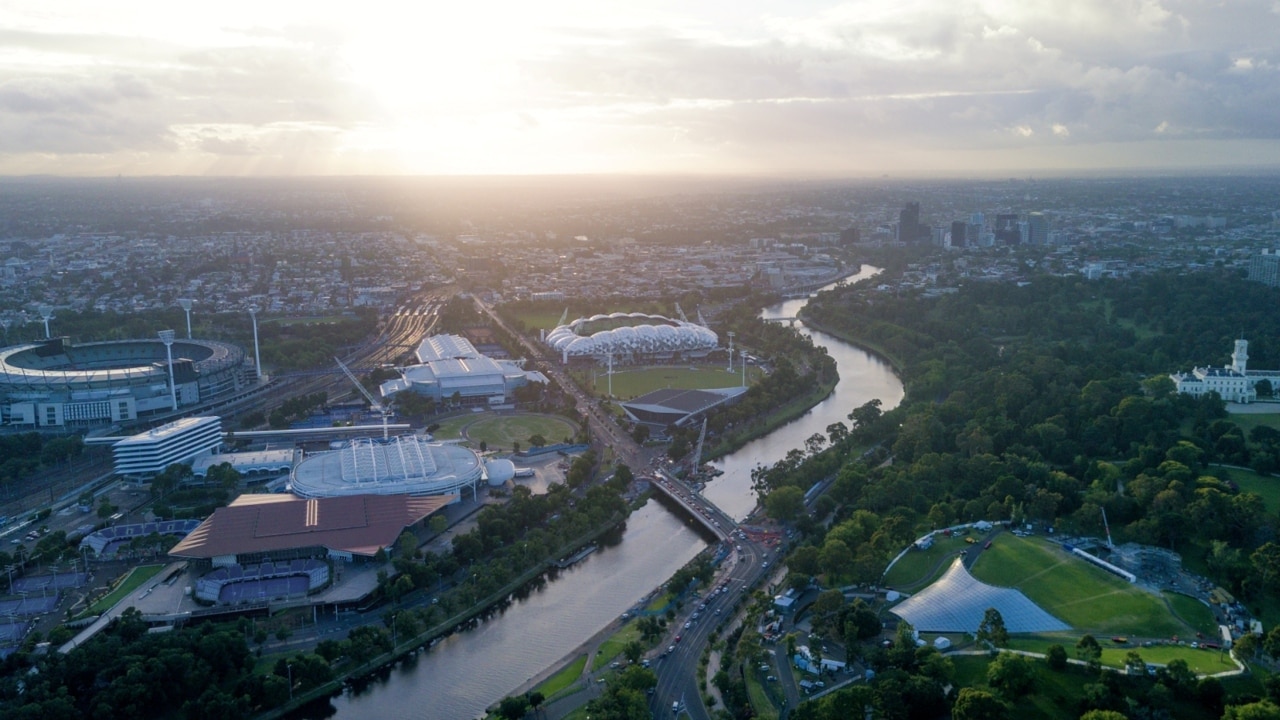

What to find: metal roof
left=168, top=492, right=453, bottom=560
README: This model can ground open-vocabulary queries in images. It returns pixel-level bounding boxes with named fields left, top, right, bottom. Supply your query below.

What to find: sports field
left=430, top=413, right=578, bottom=450
left=971, top=535, right=1188, bottom=637
left=1004, top=636, right=1239, bottom=675
left=584, top=365, right=759, bottom=400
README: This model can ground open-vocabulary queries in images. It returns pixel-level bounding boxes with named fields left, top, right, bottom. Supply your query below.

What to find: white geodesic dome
left=545, top=313, right=718, bottom=360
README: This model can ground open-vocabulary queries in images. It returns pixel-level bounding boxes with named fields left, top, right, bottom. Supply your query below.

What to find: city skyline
left=2, top=0, right=1278, bottom=177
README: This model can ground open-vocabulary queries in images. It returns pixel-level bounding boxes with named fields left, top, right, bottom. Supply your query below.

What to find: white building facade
left=1171, top=339, right=1279, bottom=404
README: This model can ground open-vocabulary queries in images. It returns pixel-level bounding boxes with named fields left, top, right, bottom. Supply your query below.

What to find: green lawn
left=1227, top=411, right=1280, bottom=439
left=586, top=365, right=758, bottom=400
left=1004, top=636, right=1237, bottom=675
left=744, top=668, right=780, bottom=720
left=82, top=564, right=165, bottom=617
left=1164, top=591, right=1218, bottom=635
left=534, top=654, right=587, bottom=699
left=464, top=414, right=579, bottom=450
left=1217, top=466, right=1280, bottom=513
left=430, top=413, right=579, bottom=451
left=971, top=536, right=1189, bottom=637
left=591, top=621, right=643, bottom=671
left=950, top=654, right=1225, bottom=720
left=882, top=534, right=974, bottom=590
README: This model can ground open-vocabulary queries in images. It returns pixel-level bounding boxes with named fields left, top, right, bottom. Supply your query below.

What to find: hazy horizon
left=3, top=1, right=1278, bottom=178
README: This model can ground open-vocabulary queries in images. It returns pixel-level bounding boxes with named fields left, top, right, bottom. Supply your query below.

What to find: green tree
left=765, top=485, right=805, bottom=523
left=1080, top=712, right=1129, bottom=720
left=1045, top=643, right=1068, bottom=671
left=976, top=607, right=1009, bottom=649
left=952, top=687, right=1008, bottom=720
left=1076, top=634, right=1102, bottom=670
left=1223, top=700, right=1280, bottom=720
left=987, top=652, right=1035, bottom=698
left=818, top=538, right=853, bottom=577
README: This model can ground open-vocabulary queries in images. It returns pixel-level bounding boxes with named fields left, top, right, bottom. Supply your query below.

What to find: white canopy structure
left=544, top=312, right=718, bottom=363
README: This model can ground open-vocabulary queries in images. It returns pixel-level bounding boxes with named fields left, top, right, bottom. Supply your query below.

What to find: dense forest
left=742, top=268, right=1280, bottom=719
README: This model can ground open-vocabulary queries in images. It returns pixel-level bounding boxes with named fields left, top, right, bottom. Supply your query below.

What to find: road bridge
left=648, top=474, right=735, bottom=542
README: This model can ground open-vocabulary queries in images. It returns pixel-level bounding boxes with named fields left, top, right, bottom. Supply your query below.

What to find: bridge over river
left=647, top=473, right=736, bottom=542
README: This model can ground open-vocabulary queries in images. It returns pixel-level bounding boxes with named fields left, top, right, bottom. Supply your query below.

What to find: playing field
left=585, top=365, right=759, bottom=400
left=432, top=413, right=579, bottom=450
left=971, top=535, right=1189, bottom=637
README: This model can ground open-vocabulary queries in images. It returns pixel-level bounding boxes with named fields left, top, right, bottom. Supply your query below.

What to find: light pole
left=158, top=330, right=178, bottom=411
left=286, top=662, right=293, bottom=701
left=38, top=305, right=53, bottom=339
left=177, top=299, right=194, bottom=339
left=727, top=331, right=735, bottom=372
left=740, top=350, right=748, bottom=387
left=248, top=306, right=263, bottom=382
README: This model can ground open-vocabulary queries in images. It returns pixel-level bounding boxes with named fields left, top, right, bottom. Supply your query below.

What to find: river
left=326, top=265, right=903, bottom=720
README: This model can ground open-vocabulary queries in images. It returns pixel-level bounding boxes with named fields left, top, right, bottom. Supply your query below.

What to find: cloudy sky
left=2, top=0, right=1278, bottom=177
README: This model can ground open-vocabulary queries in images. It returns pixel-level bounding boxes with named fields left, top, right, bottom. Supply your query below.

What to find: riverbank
left=257, top=512, right=628, bottom=719
left=796, top=314, right=907, bottom=377
left=704, top=375, right=838, bottom=462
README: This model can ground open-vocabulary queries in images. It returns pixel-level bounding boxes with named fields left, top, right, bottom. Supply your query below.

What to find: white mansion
left=1170, top=339, right=1280, bottom=403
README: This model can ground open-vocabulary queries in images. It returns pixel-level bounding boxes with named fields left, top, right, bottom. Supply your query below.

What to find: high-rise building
left=899, top=202, right=921, bottom=243
left=995, top=214, right=1021, bottom=245
left=840, top=227, right=861, bottom=245
left=950, top=220, right=968, bottom=248
left=1027, top=212, right=1049, bottom=245
left=1249, top=252, right=1280, bottom=287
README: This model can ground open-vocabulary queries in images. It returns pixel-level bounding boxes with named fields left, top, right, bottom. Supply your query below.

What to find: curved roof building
left=545, top=313, right=718, bottom=363
left=0, top=336, right=248, bottom=427
left=289, top=435, right=489, bottom=501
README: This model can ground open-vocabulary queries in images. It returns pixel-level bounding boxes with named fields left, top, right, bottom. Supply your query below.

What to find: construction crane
left=335, top=356, right=390, bottom=439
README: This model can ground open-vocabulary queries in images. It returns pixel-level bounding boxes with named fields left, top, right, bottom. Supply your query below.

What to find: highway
left=649, top=534, right=771, bottom=720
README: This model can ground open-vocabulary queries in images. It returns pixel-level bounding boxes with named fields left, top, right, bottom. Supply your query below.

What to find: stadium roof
left=415, top=334, right=481, bottom=363
left=620, top=387, right=747, bottom=426
left=168, top=492, right=453, bottom=560
left=890, top=558, right=1069, bottom=633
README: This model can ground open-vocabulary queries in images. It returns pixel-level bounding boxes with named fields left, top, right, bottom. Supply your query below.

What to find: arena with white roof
left=379, top=333, right=544, bottom=405
left=544, top=313, right=718, bottom=364
left=289, top=435, right=496, bottom=501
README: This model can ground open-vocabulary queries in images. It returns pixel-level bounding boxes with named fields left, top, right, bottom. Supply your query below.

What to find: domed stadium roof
left=545, top=313, right=717, bottom=359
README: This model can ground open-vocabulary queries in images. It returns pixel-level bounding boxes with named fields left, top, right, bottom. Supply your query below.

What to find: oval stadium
left=0, top=336, right=248, bottom=428
left=544, top=312, right=718, bottom=364
left=289, top=435, right=502, bottom=501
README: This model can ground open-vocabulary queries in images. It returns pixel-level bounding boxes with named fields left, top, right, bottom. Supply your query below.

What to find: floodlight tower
left=606, top=351, right=614, bottom=397
left=740, top=349, right=748, bottom=387
left=0, top=318, right=9, bottom=342
left=158, top=329, right=178, bottom=411
left=177, top=298, right=194, bottom=339
left=727, top=331, right=735, bottom=373
left=248, top=306, right=263, bottom=383
left=38, top=305, right=54, bottom=339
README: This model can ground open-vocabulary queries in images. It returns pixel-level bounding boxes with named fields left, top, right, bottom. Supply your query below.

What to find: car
left=762, top=562, right=769, bottom=569
left=684, top=621, right=692, bottom=629
left=675, top=634, right=682, bottom=642
left=667, top=645, right=675, bottom=654
left=983, top=541, right=992, bottom=550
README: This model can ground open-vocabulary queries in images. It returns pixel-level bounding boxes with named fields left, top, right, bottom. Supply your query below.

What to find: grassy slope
left=1218, top=466, right=1280, bottom=513
left=882, top=534, right=975, bottom=590
left=971, top=536, right=1189, bottom=637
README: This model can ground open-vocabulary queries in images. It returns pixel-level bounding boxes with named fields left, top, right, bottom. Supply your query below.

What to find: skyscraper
left=1027, top=212, right=1049, bottom=245
left=950, top=220, right=967, bottom=248
left=995, top=214, right=1021, bottom=245
left=899, top=202, right=921, bottom=243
